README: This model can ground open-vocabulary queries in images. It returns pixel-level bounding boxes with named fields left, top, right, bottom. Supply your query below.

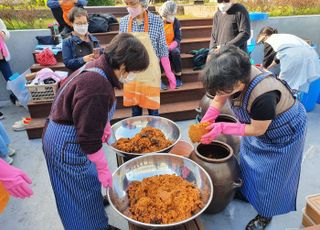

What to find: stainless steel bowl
left=107, top=153, right=213, bottom=229
left=109, top=116, right=181, bottom=158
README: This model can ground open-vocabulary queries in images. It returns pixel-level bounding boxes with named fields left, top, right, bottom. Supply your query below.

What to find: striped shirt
left=119, top=11, right=169, bottom=58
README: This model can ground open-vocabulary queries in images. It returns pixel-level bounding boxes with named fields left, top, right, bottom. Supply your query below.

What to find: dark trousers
left=132, top=106, right=159, bottom=116
left=50, top=7, right=68, bottom=32
left=169, top=47, right=182, bottom=74
left=0, top=59, right=13, bottom=81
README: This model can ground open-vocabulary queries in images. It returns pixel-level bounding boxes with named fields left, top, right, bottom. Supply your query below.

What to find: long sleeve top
left=47, top=0, right=88, bottom=9
left=50, top=54, right=120, bottom=154
left=209, top=3, right=250, bottom=52
left=119, top=11, right=168, bottom=58
left=173, top=18, right=182, bottom=44
left=62, top=33, right=100, bottom=71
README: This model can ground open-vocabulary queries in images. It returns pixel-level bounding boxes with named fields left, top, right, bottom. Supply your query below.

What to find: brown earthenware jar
left=190, top=141, right=242, bottom=214
left=215, top=114, right=240, bottom=156
left=196, top=93, right=234, bottom=122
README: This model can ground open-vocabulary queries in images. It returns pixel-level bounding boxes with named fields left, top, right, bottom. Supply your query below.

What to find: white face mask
left=119, top=72, right=136, bottom=84
left=218, top=3, right=232, bottom=13
left=73, top=24, right=88, bottom=35
left=166, top=15, right=175, bottom=23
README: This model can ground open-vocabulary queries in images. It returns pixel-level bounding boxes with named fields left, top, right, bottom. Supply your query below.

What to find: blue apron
left=42, top=65, right=116, bottom=230
left=231, top=71, right=307, bottom=217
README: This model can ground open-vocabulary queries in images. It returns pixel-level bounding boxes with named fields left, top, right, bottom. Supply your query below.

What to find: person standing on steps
left=208, top=0, right=250, bottom=60
left=120, top=0, right=176, bottom=117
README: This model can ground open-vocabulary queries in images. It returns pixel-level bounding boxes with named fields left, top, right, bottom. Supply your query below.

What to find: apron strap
left=50, top=65, right=111, bottom=115
left=128, top=10, right=149, bottom=33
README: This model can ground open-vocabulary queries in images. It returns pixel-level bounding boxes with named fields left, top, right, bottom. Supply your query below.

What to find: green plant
left=87, top=0, right=115, bottom=6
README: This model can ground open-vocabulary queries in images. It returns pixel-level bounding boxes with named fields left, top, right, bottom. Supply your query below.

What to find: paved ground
left=0, top=102, right=319, bottom=230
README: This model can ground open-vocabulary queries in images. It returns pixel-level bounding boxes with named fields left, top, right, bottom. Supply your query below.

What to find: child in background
left=159, top=1, right=183, bottom=89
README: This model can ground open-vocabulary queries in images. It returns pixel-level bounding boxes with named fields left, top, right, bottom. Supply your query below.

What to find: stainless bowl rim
left=109, top=115, right=182, bottom=156
left=107, top=153, right=214, bottom=228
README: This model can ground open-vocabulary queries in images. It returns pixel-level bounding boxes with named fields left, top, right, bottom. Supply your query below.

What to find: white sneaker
left=12, top=119, right=29, bottom=131
left=2, top=156, right=13, bottom=165
left=8, top=147, right=16, bottom=157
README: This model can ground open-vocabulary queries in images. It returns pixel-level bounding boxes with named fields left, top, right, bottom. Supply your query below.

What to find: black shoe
left=103, top=195, right=110, bottom=206
left=234, top=190, right=248, bottom=203
left=106, top=225, right=121, bottom=230
left=0, top=112, right=4, bottom=120
left=246, top=215, right=272, bottom=230
left=9, top=93, right=17, bottom=105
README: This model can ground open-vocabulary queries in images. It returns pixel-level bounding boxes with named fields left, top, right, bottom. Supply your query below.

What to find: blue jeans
left=0, top=59, right=13, bottom=81
left=132, top=106, right=159, bottom=116
left=169, top=47, right=182, bottom=73
left=0, top=121, right=10, bottom=157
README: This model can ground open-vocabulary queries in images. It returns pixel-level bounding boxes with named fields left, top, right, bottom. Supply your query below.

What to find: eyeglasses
left=217, top=0, right=230, bottom=3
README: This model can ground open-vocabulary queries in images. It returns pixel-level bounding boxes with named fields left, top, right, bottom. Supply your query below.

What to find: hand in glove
left=87, top=148, right=112, bottom=188
left=168, top=41, right=178, bottom=52
left=101, top=121, right=111, bottom=143
left=0, top=159, right=33, bottom=198
left=201, top=122, right=246, bottom=144
left=201, top=106, right=220, bottom=123
left=160, top=56, right=176, bottom=89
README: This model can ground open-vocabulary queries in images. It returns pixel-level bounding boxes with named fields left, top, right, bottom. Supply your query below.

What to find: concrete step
left=26, top=100, right=200, bottom=139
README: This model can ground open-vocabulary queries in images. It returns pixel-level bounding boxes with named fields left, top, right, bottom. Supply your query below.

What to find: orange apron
left=124, top=11, right=161, bottom=109
left=60, top=1, right=74, bottom=27
left=0, top=182, right=10, bottom=213
left=164, top=22, right=174, bottom=46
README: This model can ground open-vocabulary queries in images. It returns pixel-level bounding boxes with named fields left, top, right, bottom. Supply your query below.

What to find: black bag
left=190, top=48, right=210, bottom=71
left=36, top=36, right=55, bottom=45
left=88, top=14, right=118, bottom=33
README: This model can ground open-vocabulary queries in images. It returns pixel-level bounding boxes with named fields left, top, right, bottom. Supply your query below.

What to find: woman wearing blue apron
left=42, top=33, right=149, bottom=230
left=200, top=45, right=307, bottom=230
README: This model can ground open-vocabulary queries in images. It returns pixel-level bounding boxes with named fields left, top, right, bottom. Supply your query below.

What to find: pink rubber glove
left=87, top=148, right=112, bottom=188
left=0, top=159, right=33, bottom=199
left=160, top=56, right=176, bottom=89
left=201, top=122, right=246, bottom=144
left=101, top=121, right=111, bottom=143
left=201, top=106, right=220, bottom=123
left=168, top=41, right=178, bottom=52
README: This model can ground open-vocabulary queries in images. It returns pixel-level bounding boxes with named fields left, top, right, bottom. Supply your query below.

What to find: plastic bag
left=35, top=48, right=57, bottom=66
left=7, top=70, right=31, bottom=109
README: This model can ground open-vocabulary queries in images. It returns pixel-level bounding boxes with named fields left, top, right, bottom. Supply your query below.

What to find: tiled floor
left=0, top=103, right=319, bottom=230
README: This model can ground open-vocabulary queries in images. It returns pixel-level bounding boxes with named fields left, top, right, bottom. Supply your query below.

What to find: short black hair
left=68, top=7, right=88, bottom=23
left=258, top=26, right=278, bottom=37
left=104, top=33, right=149, bottom=73
left=203, top=45, right=251, bottom=96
